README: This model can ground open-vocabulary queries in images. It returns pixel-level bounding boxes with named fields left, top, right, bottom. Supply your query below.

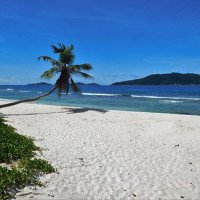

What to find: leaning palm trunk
left=0, top=43, right=93, bottom=109
left=0, top=86, right=57, bottom=109
left=56, top=68, right=70, bottom=96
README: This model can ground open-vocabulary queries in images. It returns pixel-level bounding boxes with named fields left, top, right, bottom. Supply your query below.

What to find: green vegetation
left=0, top=117, right=55, bottom=200
left=112, top=72, right=200, bottom=85
left=26, top=82, right=53, bottom=86
left=38, top=43, right=93, bottom=96
left=0, top=118, right=39, bottom=163
left=76, top=82, right=99, bottom=86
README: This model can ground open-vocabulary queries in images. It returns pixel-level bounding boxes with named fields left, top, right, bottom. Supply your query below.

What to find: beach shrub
left=0, top=118, right=39, bottom=163
left=0, top=117, right=55, bottom=199
left=18, top=158, right=55, bottom=174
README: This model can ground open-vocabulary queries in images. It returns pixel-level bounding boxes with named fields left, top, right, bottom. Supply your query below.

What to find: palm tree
left=0, top=44, right=93, bottom=109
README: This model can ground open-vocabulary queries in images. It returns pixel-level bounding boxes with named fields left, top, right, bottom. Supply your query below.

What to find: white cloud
left=0, top=77, right=21, bottom=84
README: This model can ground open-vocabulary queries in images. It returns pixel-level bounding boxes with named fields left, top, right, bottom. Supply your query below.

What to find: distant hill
left=112, top=73, right=200, bottom=85
left=27, top=82, right=53, bottom=86
left=76, top=82, right=100, bottom=86
left=27, top=82, right=99, bottom=86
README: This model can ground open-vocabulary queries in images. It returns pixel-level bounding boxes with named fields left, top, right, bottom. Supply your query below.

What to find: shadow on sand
left=2, top=107, right=107, bottom=117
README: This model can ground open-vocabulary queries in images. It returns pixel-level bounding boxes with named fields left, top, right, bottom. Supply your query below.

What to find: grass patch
left=0, top=117, right=55, bottom=200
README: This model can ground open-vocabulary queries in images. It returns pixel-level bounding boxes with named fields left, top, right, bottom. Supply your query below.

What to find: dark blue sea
left=0, top=85, right=200, bottom=115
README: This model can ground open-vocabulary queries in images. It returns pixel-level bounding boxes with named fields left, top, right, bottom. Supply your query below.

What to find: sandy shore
left=1, top=100, right=200, bottom=200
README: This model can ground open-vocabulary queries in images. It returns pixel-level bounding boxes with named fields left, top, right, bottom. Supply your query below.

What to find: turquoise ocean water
left=0, top=85, right=200, bottom=115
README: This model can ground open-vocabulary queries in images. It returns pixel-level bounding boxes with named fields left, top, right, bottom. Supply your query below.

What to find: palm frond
left=75, top=72, right=93, bottom=79
left=51, top=44, right=64, bottom=53
left=40, top=67, right=60, bottom=79
left=38, top=56, right=63, bottom=68
left=80, top=64, right=92, bottom=70
left=71, top=78, right=81, bottom=93
left=69, top=64, right=92, bottom=72
left=69, top=45, right=74, bottom=51
left=58, top=43, right=66, bottom=50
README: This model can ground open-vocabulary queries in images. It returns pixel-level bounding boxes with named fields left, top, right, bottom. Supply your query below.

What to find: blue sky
left=0, top=0, right=200, bottom=85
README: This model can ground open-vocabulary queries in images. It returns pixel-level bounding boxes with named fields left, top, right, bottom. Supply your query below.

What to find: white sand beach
left=1, top=99, right=200, bottom=200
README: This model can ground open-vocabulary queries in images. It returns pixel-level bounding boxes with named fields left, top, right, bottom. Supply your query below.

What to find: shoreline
left=0, top=98, right=199, bottom=117
left=1, top=100, right=200, bottom=199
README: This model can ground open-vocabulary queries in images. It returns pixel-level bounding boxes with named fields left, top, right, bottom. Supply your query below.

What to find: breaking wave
left=3, top=89, right=200, bottom=102
left=131, top=95, right=200, bottom=101
left=82, top=93, right=119, bottom=96
left=160, top=100, right=184, bottom=103
left=19, top=90, right=32, bottom=93
left=81, top=93, right=200, bottom=101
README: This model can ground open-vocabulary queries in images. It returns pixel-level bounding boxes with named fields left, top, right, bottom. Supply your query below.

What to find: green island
left=26, top=82, right=99, bottom=86
left=26, top=82, right=53, bottom=86
left=76, top=82, right=100, bottom=86
left=112, top=73, right=200, bottom=85
left=0, top=116, right=55, bottom=200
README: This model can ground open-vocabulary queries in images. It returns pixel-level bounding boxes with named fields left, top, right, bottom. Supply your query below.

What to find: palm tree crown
left=38, top=43, right=93, bottom=96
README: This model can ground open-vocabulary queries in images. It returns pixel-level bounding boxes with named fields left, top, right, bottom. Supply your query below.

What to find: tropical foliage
left=0, top=117, right=55, bottom=199
left=38, top=43, right=93, bottom=96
